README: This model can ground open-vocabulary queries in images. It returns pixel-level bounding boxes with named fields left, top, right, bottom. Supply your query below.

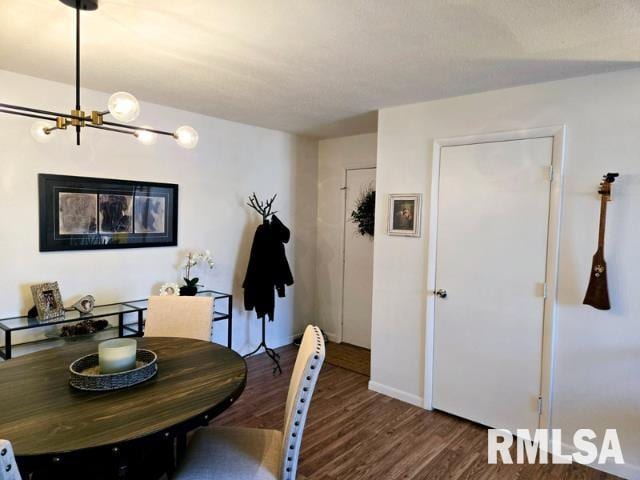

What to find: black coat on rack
left=242, top=214, right=294, bottom=321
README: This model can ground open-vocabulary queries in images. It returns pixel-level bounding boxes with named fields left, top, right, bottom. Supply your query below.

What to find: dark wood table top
left=0, top=337, right=246, bottom=457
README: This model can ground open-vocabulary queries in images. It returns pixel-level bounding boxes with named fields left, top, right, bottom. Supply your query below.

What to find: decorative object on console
left=30, top=282, right=65, bottom=320
left=583, top=172, right=619, bottom=310
left=159, top=283, right=181, bottom=296
left=180, top=251, right=214, bottom=296
left=351, top=185, right=376, bottom=236
left=388, top=193, right=422, bottom=237
left=39, top=174, right=178, bottom=251
left=60, top=319, right=108, bottom=338
left=69, top=294, right=96, bottom=314
left=243, top=193, right=294, bottom=373
left=0, top=0, right=198, bottom=148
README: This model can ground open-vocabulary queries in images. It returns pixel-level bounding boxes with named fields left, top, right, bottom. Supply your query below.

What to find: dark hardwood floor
left=211, top=345, right=618, bottom=480
left=325, top=341, right=370, bottom=376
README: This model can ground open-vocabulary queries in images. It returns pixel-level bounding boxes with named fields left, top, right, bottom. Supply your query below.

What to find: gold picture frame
left=31, top=282, right=65, bottom=320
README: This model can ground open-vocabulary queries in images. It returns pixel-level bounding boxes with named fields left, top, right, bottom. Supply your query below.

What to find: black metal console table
left=0, top=290, right=233, bottom=360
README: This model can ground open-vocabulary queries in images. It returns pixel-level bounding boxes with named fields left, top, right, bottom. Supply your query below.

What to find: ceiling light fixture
left=0, top=0, right=198, bottom=148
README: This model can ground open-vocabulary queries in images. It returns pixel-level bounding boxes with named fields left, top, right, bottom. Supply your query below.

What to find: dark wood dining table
left=0, top=337, right=246, bottom=479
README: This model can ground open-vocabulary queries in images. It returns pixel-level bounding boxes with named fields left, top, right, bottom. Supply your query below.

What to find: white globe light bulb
left=108, top=91, right=140, bottom=122
left=135, top=129, right=157, bottom=145
left=174, top=125, right=198, bottom=149
left=30, top=120, right=55, bottom=143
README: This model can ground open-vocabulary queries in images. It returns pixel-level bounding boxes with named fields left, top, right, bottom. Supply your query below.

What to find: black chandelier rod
left=0, top=108, right=56, bottom=122
left=75, top=1, right=81, bottom=145
left=86, top=124, right=135, bottom=136
left=0, top=108, right=135, bottom=137
left=0, top=102, right=175, bottom=137
left=0, top=102, right=83, bottom=122
left=0, top=0, right=176, bottom=144
left=0, top=108, right=130, bottom=136
left=101, top=120, right=175, bottom=137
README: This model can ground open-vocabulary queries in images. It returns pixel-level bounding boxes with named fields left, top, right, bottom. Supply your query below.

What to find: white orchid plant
left=182, top=250, right=215, bottom=289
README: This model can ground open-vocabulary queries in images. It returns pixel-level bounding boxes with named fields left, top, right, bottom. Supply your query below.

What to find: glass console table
left=0, top=290, right=232, bottom=360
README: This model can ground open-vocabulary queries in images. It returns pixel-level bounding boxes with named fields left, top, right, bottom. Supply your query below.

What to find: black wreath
left=350, top=187, right=376, bottom=236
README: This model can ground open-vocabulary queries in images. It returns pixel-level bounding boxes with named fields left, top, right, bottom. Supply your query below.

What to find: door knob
left=436, top=289, right=447, bottom=298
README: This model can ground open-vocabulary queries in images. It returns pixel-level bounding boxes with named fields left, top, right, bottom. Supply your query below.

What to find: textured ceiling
left=1, top=0, right=639, bottom=138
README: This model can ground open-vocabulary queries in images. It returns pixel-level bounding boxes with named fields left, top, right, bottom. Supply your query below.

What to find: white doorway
left=425, top=127, right=565, bottom=433
left=341, top=167, right=376, bottom=349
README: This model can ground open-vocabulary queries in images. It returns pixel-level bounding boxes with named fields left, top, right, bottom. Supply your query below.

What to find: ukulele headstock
left=598, top=172, right=619, bottom=201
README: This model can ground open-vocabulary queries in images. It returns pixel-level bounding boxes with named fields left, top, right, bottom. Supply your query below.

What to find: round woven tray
left=69, top=349, right=158, bottom=391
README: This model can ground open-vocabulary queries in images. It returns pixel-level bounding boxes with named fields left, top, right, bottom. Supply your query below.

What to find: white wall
left=316, top=134, right=377, bottom=340
left=0, top=69, right=318, bottom=354
left=371, top=69, right=640, bottom=478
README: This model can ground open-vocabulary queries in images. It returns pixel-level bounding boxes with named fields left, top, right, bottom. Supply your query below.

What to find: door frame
left=423, top=126, right=566, bottom=430
left=339, top=166, right=377, bottom=344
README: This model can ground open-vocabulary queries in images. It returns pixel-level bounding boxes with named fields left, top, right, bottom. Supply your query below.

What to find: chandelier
left=0, top=0, right=199, bottom=149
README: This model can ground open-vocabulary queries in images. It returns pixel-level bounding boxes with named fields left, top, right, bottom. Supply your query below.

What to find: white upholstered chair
left=173, top=325, right=325, bottom=480
left=0, top=440, right=22, bottom=480
left=145, top=296, right=214, bottom=342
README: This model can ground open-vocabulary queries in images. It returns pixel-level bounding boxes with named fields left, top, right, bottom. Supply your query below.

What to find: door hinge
left=543, top=282, right=548, bottom=299
left=537, top=396, right=543, bottom=415
left=547, top=165, right=554, bottom=182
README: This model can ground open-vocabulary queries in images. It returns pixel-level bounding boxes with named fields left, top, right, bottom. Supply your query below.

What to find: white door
left=432, top=137, right=553, bottom=432
left=342, top=168, right=376, bottom=349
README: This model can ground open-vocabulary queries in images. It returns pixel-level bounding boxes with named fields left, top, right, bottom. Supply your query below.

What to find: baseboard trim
left=558, top=442, right=640, bottom=480
left=368, top=380, right=424, bottom=407
left=324, top=331, right=340, bottom=343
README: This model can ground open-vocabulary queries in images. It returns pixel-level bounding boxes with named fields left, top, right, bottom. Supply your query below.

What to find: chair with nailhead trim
left=173, top=325, right=325, bottom=480
left=0, top=440, right=22, bottom=480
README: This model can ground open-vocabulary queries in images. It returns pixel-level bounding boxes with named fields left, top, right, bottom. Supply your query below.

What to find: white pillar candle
left=99, top=338, right=137, bottom=374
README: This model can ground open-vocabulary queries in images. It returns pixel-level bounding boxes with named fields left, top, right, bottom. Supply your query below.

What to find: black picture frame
left=38, top=174, right=178, bottom=252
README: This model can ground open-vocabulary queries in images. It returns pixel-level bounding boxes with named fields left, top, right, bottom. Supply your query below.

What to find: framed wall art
left=31, top=282, right=65, bottom=320
left=38, top=174, right=178, bottom=251
left=388, top=193, right=421, bottom=237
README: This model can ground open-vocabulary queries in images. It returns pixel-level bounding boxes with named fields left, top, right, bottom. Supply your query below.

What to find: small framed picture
left=159, top=282, right=181, bottom=296
left=388, top=194, right=422, bottom=237
left=31, top=282, right=65, bottom=320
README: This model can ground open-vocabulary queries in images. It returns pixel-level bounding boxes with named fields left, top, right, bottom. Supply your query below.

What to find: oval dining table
left=0, top=336, right=247, bottom=480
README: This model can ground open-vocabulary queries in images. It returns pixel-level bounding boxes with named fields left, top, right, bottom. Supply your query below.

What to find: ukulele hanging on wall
left=583, top=172, right=619, bottom=310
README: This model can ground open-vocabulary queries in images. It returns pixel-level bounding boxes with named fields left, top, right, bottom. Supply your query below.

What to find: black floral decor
left=350, top=187, right=376, bottom=236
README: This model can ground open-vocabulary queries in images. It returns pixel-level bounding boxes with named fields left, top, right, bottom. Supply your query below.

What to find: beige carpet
left=324, top=342, right=370, bottom=377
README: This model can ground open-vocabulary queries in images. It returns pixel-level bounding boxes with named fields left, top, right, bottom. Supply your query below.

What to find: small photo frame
left=388, top=194, right=422, bottom=237
left=159, top=282, right=181, bottom=296
left=31, top=282, right=65, bottom=320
